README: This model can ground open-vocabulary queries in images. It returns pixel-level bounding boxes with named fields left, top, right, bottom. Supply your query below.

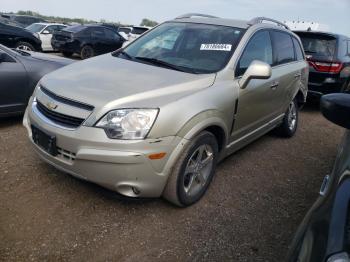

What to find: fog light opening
left=132, top=187, right=140, bottom=195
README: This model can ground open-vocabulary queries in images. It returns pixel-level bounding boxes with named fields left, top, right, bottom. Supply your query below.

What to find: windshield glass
left=123, top=22, right=245, bottom=74
left=26, top=23, right=46, bottom=33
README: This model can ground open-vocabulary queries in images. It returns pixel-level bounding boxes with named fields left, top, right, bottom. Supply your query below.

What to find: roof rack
left=248, top=17, right=290, bottom=30
left=175, top=13, right=219, bottom=19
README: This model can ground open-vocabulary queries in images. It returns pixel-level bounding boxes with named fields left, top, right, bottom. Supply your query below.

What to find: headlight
left=95, top=109, right=159, bottom=140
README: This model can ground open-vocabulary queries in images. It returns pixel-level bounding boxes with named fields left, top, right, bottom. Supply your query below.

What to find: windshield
left=26, top=23, right=46, bottom=33
left=122, top=22, right=245, bottom=74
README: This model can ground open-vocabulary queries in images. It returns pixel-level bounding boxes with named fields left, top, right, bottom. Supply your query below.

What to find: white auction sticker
left=200, top=44, right=232, bottom=51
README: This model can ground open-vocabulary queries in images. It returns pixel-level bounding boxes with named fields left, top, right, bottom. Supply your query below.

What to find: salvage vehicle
left=295, top=31, right=350, bottom=97
left=26, top=23, right=67, bottom=51
left=51, top=24, right=125, bottom=59
left=122, top=26, right=151, bottom=47
left=0, top=21, right=42, bottom=51
left=288, top=93, right=350, bottom=262
left=23, top=14, right=308, bottom=207
left=0, top=44, right=73, bottom=116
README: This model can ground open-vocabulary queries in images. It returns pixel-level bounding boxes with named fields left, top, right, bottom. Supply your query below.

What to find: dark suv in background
left=51, top=24, right=125, bottom=59
left=0, top=21, right=42, bottom=51
left=0, top=14, right=46, bottom=28
left=295, top=31, right=350, bottom=97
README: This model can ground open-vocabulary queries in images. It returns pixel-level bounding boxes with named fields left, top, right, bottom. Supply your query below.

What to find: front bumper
left=23, top=101, right=188, bottom=198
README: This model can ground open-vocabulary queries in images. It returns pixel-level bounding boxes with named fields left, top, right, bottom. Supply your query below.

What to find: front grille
left=36, top=101, right=85, bottom=128
left=40, top=86, right=94, bottom=111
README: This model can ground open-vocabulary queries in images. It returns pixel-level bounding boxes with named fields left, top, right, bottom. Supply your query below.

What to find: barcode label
left=200, top=44, right=232, bottom=51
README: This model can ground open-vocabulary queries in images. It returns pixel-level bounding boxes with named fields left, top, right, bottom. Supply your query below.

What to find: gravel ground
left=0, top=104, right=344, bottom=261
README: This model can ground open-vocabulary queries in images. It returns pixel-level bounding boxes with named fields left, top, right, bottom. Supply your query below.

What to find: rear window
left=297, top=33, right=337, bottom=57
left=132, top=27, right=149, bottom=35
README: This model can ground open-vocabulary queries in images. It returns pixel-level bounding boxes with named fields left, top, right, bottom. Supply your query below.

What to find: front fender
left=177, top=110, right=229, bottom=144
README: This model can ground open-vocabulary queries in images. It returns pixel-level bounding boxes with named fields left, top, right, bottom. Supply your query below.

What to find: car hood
left=26, top=51, right=73, bottom=65
left=40, top=54, right=216, bottom=109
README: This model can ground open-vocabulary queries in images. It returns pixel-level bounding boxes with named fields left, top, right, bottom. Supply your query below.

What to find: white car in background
left=26, top=23, right=67, bottom=51
left=122, top=26, right=151, bottom=47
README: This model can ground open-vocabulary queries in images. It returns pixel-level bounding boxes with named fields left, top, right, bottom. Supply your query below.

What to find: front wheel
left=275, top=99, right=299, bottom=137
left=15, top=41, right=35, bottom=51
left=163, top=131, right=218, bottom=207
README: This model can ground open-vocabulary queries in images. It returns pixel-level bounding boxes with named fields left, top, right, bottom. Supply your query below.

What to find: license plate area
left=31, top=125, right=58, bottom=156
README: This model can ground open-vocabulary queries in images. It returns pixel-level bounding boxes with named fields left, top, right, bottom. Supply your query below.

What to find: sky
left=2, top=0, right=350, bottom=36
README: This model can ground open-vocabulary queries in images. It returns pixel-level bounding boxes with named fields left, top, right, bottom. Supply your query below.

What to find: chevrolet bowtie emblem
left=46, top=101, right=58, bottom=110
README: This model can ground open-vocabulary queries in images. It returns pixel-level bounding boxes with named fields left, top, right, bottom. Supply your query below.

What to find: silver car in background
left=23, top=14, right=308, bottom=207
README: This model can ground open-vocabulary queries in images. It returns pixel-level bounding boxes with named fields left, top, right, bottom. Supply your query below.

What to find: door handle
left=270, top=81, right=279, bottom=89
left=294, top=73, right=301, bottom=78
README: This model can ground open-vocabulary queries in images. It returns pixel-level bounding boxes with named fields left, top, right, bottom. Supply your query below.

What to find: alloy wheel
left=288, top=101, right=297, bottom=131
left=183, top=144, right=214, bottom=196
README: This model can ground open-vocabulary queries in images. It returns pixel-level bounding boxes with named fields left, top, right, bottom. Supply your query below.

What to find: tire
left=341, top=80, right=350, bottom=93
left=62, top=51, right=73, bottom=57
left=162, top=131, right=218, bottom=207
left=15, top=41, right=35, bottom=51
left=80, top=45, right=94, bottom=59
left=275, top=99, right=299, bottom=138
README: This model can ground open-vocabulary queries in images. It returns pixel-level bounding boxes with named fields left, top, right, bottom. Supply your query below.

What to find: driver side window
left=236, top=31, right=273, bottom=77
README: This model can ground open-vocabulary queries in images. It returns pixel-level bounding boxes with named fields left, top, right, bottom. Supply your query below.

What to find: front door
left=231, top=30, right=281, bottom=142
left=0, top=50, right=28, bottom=115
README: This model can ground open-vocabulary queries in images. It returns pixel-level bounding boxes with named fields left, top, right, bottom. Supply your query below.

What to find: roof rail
left=248, top=17, right=290, bottom=30
left=175, top=13, right=219, bottom=19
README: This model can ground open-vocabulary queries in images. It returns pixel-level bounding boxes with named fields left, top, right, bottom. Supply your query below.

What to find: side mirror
left=321, top=93, right=350, bottom=129
left=42, top=30, right=50, bottom=34
left=238, top=60, right=272, bottom=89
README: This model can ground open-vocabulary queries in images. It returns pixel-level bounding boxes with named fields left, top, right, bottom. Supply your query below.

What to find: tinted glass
left=26, top=23, right=45, bottom=33
left=124, top=22, right=245, bottom=74
left=119, top=27, right=131, bottom=34
left=236, top=31, right=273, bottom=76
left=104, top=28, right=120, bottom=40
left=297, top=33, right=337, bottom=58
left=271, top=31, right=295, bottom=65
left=292, top=37, right=304, bottom=60
left=91, top=27, right=105, bottom=38
left=132, top=27, right=149, bottom=35
left=65, top=25, right=87, bottom=33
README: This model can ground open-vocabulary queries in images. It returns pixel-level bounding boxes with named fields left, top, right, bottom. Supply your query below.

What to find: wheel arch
left=177, top=111, right=229, bottom=153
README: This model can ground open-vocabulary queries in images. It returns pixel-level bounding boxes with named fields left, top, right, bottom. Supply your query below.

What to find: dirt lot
left=0, top=105, right=344, bottom=261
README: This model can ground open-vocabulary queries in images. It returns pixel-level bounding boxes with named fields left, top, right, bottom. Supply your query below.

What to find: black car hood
left=25, top=51, right=73, bottom=65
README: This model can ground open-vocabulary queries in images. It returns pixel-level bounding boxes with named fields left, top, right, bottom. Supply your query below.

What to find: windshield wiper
left=134, top=56, right=192, bottom=73
left=112, top=50, right=134, bottom=60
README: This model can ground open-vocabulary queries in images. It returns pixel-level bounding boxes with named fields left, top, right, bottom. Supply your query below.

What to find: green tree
left=140, top=18, right=158, bottom=27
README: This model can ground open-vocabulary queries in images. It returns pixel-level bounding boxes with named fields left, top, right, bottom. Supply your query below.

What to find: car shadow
left=0, top=115, right=23, bottom=128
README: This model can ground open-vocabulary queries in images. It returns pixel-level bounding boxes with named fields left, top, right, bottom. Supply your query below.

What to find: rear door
left=270, top=30, right=307, bottom=111
left=0, top=49, right=28, bottom=115
left=103, top=28, right=124, bottom=52
left=232, top=30, right=280, bottom=141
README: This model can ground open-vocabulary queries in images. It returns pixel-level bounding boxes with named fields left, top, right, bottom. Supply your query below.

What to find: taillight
left=308, top=60, right=343, bottom=73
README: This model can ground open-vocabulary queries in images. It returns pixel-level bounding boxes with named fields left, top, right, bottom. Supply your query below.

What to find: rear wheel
left=162, top=131, right=218, bottom=207
left=80, top=45, right=95, bottom=59
left=62, top=51, right=73, bottom=57
left=15, top=41, right=35, bottom=51
left=275, top=99, right=298, bottom=137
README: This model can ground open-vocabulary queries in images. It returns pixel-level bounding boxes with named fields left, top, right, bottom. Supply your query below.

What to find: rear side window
left=271, top=31, right=295, bottom=65
left=104, top=28, right=121, bottom=41
left=236, top=30, right=273, bottom=76
left=91, top=27, right=105, bottom=38
left=292, top=37, right=304, bottom=60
